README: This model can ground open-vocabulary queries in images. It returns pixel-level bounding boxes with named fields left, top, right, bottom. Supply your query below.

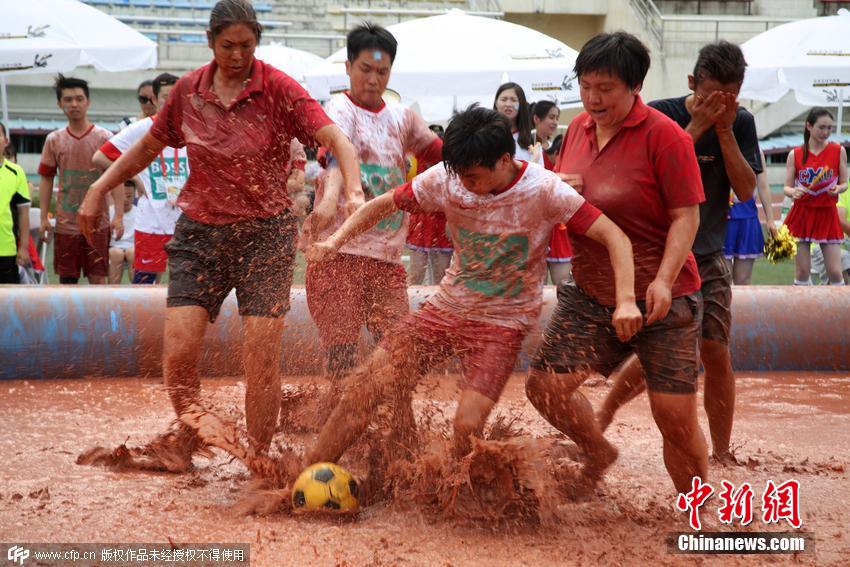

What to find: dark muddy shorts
left=166, top=211, right=298, bottom=322
left=531, top=282, right=703, bottom=394
left=696, top=251, right=733, bottom=345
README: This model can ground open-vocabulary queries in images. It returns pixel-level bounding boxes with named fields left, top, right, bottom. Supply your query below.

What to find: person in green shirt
left=0, top=122, right=30, bottom=284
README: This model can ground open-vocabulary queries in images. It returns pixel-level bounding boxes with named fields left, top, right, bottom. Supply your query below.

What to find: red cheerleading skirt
left=547, top=223, right=573, bottom=262
left=784, top=202, right=844, bottom=243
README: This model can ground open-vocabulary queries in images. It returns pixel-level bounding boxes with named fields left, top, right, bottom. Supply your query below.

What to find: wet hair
left=209, top=0, right=262, bottom=41
left=137, top=80, right=153, bottom=95
left=802, top=107, right=834, bottom=164
left=54, top=74, right=89, bottom=101
left=493, top=82, right=533, bottom=149
left=692, top=41, right=747, bottom=85
left=574, top=31, right=650, bottom=90
left=346, top=23, right=398, bottom=63
left=152, top=73, right=179, bottom=97
left=442, top=104, right=515, bottom=176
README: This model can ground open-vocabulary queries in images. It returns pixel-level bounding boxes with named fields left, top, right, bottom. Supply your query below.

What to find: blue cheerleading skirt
left=724, top=216, right=765, bottom=259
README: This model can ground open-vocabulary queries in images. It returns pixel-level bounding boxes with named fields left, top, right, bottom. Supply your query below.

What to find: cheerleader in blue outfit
left=724, top=150, right=777, bottom=284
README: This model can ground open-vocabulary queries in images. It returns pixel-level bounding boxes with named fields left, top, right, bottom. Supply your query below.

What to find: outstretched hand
left=78, top=186, right=104, bottom=245
left=306, top=241, right=338, bottom=264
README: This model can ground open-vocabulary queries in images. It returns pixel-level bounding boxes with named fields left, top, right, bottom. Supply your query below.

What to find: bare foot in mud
left=232, top=478, right=292, bottom=516
left=582, top=439, right=619, bottom=484
left=76, top=424, right=203, bottom=473
left=595, top=409, right=614, bottom=434
left=710, top=450, right=741, bottom=467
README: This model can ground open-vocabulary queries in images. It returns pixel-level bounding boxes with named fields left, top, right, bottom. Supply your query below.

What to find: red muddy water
left=1, top=372, right=847, bottom=566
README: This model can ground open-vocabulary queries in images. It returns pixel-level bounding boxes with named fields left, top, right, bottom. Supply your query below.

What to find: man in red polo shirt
left=526, top=32, right=709, bottom=494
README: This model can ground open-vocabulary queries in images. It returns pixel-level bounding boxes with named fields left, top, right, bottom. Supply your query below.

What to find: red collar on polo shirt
left=345, top=91, right=386, bottom=113
left=65, top=123, right=95, bottom=140
left=196, top=58, right=266, bottom=108
left=581, top=95, right=650, bottom=132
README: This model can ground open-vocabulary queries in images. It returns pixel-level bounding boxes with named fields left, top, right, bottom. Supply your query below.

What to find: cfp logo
left=7, top=546, right=29, bottom=565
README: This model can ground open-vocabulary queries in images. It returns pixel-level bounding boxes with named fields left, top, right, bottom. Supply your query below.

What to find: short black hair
left=574, top=31, right=650, bottom=90
left=152, top=73, right=179, bottom=97
left=4, top=141, right=16, bottom=160
left=442, top=105, right=515, bottom=176
left=55, top=74, right=90, bottom=101
left=347, top=23, right=398, bottom=63
left=137, top=80, right=153, bottom=94
left=692, top=41, right=747, bottom=85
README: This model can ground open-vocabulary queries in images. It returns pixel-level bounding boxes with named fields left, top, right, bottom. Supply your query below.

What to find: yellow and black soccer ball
left=291, top=462, right=359, bottom=513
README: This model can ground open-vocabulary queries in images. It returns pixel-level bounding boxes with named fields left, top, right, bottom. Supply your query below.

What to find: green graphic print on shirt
left=148, top=156, right=189, bottom=201
left=455, top=228, right=529, bottom=298
left=361, top=163, right=405, bottom=231
left=59, top=169, right=100, bottom=212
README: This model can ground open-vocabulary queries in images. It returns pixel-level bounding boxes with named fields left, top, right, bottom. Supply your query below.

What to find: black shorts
left=166, top=211, right=298, bottom=322
left=696, top=251, right=733, bottom=345
left=531, top=283, right=703, bottom=394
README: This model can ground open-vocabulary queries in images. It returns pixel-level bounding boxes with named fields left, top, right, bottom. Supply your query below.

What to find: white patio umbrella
left=255, top=43, right=324, bottom=86
left=0, top=0, right=158, bottom=122
left=740, top=9, right=850, bottom=131
left=305, top=10, right=580, bottom=122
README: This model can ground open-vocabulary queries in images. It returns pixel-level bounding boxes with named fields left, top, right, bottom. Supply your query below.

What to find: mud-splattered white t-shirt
left=394, top=161, right=601, bottom=330
left=318, top=93, right=438, bottom=264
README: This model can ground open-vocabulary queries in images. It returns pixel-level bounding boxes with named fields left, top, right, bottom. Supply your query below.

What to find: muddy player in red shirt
left=77, top=0, right=363, bottom=471
left=525, top=32, right=710, bottom=494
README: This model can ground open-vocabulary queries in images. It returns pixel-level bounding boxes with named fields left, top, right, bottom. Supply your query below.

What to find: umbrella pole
left=1, top=77, right=8, bottom=125
left=838, top=88, right=844, bottom=135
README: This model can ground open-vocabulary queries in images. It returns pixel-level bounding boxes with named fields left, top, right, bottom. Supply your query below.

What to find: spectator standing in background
left=108, top=184, right=137, bottom=284
left=783, top=107, right=848, bottom=285
left=118, top=80, right=157, bottom=130
left=95, top=73, right=184, bottom=285
left=38, top=74, right=121, bottom=285
left=0, top=122, right=31, bottom=284
left=493, top=82, right=535, bottom=162
left=724, top=148, right=777, bottom=285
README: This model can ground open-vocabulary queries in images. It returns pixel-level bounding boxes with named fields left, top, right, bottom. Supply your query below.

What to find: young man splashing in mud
left=302, top=105, right=642, bottom=464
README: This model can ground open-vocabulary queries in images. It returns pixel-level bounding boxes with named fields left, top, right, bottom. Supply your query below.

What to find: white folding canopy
left=741, top=9, right=850, bottom=130
left=0, top=0, right=158, bottom=122
left=255, top=43, right=324, bottom=86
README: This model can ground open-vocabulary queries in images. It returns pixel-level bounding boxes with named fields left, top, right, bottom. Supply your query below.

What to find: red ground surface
left=1, top=372, right=847, bottom=566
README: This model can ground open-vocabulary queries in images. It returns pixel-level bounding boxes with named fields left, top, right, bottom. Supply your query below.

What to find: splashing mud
left=2, top=373, right=849, bottom=565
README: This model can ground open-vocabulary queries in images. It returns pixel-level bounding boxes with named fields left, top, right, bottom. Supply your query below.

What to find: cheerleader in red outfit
left=783, top=107, right=849, bottom=285
left=532, top=100, right=573, bottom=284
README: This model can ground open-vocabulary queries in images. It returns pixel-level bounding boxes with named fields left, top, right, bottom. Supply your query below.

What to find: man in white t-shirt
left=304, top=106, right=642, bottom=462
left=94, top=73, right=183, bottom=284
left=302, top=24, right=442, bottom=382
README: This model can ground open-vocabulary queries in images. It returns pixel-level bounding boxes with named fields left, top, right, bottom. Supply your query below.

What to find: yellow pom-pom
left=764, top=225, right=797, bottom=264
